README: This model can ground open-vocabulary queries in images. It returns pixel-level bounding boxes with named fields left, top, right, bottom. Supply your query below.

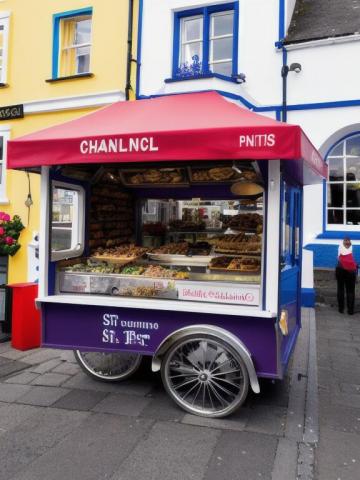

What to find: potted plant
left=0, top=212, right=25, bottom=256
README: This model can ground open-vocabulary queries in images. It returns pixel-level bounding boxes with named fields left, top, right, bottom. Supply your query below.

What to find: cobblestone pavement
left=0, top=307, right=343, bottom=480
left=315, top=305, right=360, bottom=480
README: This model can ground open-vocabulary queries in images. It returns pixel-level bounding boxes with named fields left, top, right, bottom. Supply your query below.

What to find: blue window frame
left=52, top=7, right=93, bottom=79
left=172, top=3, right=239, bottom=81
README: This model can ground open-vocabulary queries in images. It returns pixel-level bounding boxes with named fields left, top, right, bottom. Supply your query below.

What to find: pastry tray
left=90, top=255, right=142, bottom=265
left=147, top=253, right=213, bottom=265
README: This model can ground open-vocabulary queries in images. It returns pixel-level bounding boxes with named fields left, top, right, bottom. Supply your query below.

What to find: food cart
left=8, top=92, right=327, bottom=417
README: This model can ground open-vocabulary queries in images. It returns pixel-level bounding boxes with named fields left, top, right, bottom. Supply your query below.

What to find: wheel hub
left=199, top=372, right=209, bottom=382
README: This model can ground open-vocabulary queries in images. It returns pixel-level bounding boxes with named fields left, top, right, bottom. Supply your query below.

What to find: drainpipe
left=125, top=0, right=134, bottom=101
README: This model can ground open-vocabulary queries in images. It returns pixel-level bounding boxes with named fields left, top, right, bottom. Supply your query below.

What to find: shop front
left=8, top=91, right=327, bottom=417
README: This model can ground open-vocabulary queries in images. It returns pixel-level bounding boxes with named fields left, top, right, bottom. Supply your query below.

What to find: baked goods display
left=92, top=244, right=148, bottom=262
left=191, top=166, right=257, bottom=183
left=151, top=241, right=211, bottom=256
left=224, top=213, right=263, bottom=232
left=209, top=256, right=261, bottom=273
left=169, top=220, right=206, bottom=231
left=123, top=168, right=185, bottom=185
left=214, top=233, right=262, bottom=254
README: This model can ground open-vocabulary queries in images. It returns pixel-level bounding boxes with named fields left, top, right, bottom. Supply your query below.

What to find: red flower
left=0, top=227, right=4, bottom=235
left=5, top=236, right=14, bottom=245
left=2, top=214, right=10, bottom=222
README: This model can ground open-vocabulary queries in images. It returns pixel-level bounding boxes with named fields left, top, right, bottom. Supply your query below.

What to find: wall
left=0, top=0, right=139, bottom=283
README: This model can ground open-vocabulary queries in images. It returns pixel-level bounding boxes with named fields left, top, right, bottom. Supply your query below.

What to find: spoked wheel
left=74, top=350, right=142, bottom=382
left=161, top=335, right=249, bottom=417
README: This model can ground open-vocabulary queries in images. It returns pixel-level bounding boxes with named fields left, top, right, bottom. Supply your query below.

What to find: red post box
left=10, top=283, right=41, bottom=350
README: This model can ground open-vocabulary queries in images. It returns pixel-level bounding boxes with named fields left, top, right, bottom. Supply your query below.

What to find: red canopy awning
left=7, top=91, right=327, bottom=178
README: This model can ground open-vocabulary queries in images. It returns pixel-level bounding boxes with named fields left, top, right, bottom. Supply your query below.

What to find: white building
left=137, top=0, right=360, bottom=305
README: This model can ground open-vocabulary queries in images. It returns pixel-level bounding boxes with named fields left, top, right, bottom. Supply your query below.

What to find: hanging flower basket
left=0, top=212, right=25, bottom=256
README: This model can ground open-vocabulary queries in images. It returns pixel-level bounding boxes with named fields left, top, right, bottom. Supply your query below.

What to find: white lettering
left=108, top=139, right=118, bottom=153
left=80, top=140, right=89, bottom=154
left=97, top=139, right=108, bottom=153
left=140, top=137, right=149, bottom=151
left=239, top=134, right=276, bottom=148
left=129, top=137, right=139, bottom=151
left=119, top=138, right=128, bottom=152
left=88, top=140, right=98, bottom=154
left=150, top=137, right=159, bottom=151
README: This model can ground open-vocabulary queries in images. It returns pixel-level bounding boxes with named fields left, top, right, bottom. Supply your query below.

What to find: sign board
left=0, top=104, right=24, bottom=121
left=178, top=284, right=260, bottom=306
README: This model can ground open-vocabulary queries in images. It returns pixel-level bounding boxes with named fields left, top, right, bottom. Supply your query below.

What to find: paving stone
left=29, top=358, right=63, bottom=374
left=244, top=405, right=287, bottom=436
left=18, top=349, right=62, bottom=366
left=16, top=386, right=70, bottom=407
left=330, top=392, right=360, bottom=409
left=0, top=407, right=89, bottom=480
left=11, top=413, right=153, bottom=480
left=51, top=362, right=80, bottom=375
left=203, top=430, right=278, bottom=480
left=0, top=403, right=40, bottom=435
left=0, top=356, right=11, bottom=365
left=246, top=377, right=290, bottom=408
left=319, top=402, right=360, bottom=435
left=140, top=387, right=185, bottom=421
left=0, top=342, right=11, bottom=354
left=4, top=371, right=40, bottom=384
left=52, top=389, right=108, bottom=411
left=340, top=382, right=360, bottom=394
left=0, top=360, right=30, bottom=379
left=93, top=392, right=151, bottom=417
left=111, top=421, right=220, bottom=480
left=0, top=384, right=32, bottom=402
left=59, top=349, right=78, bottom=363
left=62, top=371, right=151, bottom=394
left=182, top=409, right=247, bottom=431
left=30, top=372, right=70, bottom=387
left=0, top=348, right=38, bottom=360
left=317, top=427, right=360, bottom=480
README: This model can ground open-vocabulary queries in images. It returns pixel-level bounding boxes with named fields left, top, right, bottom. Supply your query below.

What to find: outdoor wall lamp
left=281, top=62, right=302, bottom=122
left=231, top=73, right=246, bottom=84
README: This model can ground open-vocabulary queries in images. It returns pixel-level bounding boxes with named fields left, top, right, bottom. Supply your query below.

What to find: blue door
left=279, top=182, right=302, bottom=369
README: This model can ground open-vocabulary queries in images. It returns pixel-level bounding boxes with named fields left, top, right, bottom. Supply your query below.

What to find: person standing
left=336, top=237, right=357, bottom=315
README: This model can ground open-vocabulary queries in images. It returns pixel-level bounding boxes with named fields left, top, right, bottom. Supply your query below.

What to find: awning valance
left=7, top=91, right=327, bottom=179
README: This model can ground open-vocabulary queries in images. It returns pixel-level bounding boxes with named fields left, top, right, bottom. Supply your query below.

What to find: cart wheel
left=74, top=350, right=142, bottom=382
left=161, top=335, right=249, bottom=417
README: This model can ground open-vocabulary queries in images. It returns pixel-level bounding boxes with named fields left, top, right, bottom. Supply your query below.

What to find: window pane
left=346, top=157, right=360, bottom=181
left=76, top=45, right=90, bottom=73
left=211, top=61, right=232, bottom=76
left=181, top=42, right=202, bottom=64
left=346, top=135, right=360, bottom=156
left=328, top=142, right=343, bottom=156
left=346, top=209, right=360, bottom=225
left=211, top=12, right=234, bottom=36
left=328, top=157, right=343, bottom=181
left=346, top=183, right=360, bottom=207
left=328, top=209, right=343, bottom=224
left=327, top=183, right=343, bottom=207
left=52, top=188, right=77, bottom=251
left=183, top=17, right=202, bottom=41
left=211, top=37, right=233, bottom=61
left=0, top=164, right=2, bottom=185
left=75, top=18, right=91, bottom=45
left=0, top=136, right=3, bottom=160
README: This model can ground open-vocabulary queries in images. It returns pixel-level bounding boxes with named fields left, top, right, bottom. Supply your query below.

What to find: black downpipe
left=281, top=65, right=289, bottom=122
left=125, top=0, right=134, bottom=101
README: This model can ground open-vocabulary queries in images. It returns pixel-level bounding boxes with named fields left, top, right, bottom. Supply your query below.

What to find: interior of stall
left=51, top=161, right=267, bottom=307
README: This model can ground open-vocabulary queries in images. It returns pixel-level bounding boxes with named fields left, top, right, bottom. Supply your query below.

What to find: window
left=0, top=128, right=10, bottom=203
left=0, top=12, right=10, bottom=84
left=174, top=3, right=238, bottom=79
left=327, top=134, right=360, bottom=226
left=51, top=182, right=85, bottom=261
left=53, top=9, right=92, bottom=79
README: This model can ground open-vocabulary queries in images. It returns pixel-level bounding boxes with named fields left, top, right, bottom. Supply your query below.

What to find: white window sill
left=0, top=197, right=9, bottom=205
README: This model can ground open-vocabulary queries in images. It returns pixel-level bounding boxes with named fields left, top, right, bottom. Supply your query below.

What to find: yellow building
left=0, top=0, right=138, bottom=284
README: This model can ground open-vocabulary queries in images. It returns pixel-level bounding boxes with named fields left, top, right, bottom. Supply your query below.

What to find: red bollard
left=10, top=283, right=41, bottom=351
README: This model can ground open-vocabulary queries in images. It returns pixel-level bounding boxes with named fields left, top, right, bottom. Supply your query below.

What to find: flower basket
left=0, top=212, right=25, bottom=256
